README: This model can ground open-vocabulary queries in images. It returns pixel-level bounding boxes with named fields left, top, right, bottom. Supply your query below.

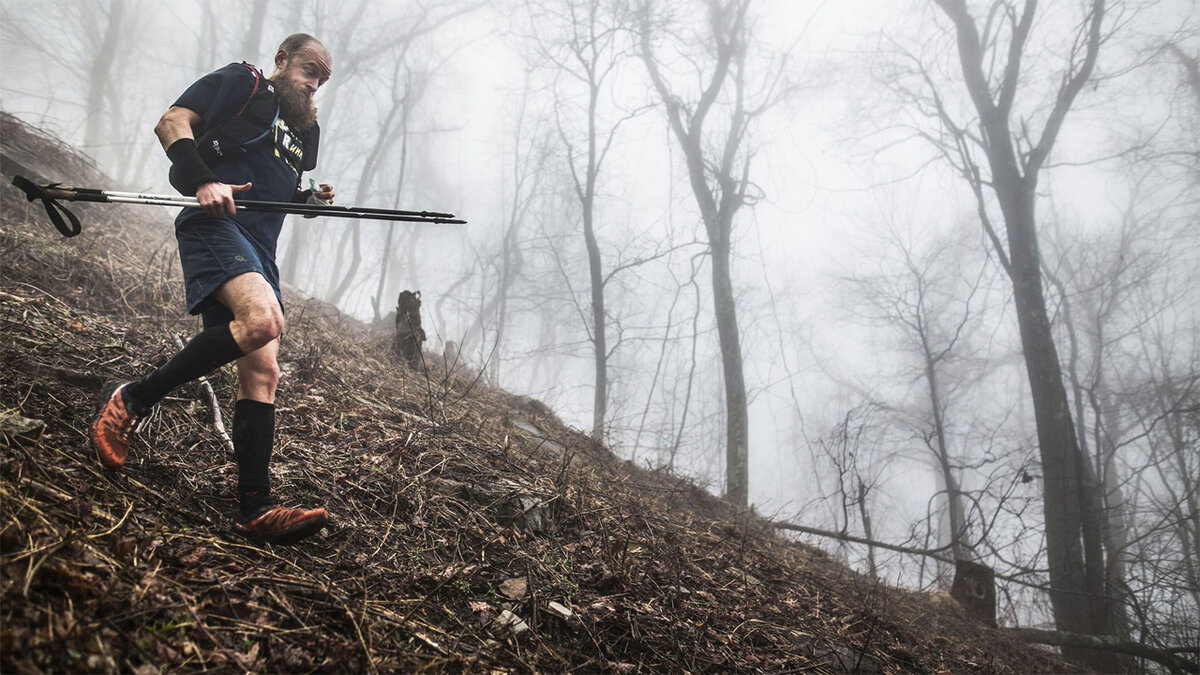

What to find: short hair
left=278, top=33, right=324, bottom=56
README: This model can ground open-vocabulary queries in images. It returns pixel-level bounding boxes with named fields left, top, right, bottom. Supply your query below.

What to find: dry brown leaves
left=0, top=112, right=1077, bottom=674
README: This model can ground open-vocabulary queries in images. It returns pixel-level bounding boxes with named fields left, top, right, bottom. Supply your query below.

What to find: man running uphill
left=90, top=34, right=335, bottom=545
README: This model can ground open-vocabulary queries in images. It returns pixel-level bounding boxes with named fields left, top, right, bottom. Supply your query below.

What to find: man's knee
left=217, top=273, right=284, bottom=351
left=238, top=305, right=285, bottom=351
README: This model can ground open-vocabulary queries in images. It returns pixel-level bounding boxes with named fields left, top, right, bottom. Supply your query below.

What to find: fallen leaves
left=498, top=577, right=527, bottom=600
left=0, top=118, right=1078, bottom=674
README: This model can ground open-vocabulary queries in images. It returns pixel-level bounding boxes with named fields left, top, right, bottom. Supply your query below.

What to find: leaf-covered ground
left=0, top=112, right=1077, bottom=673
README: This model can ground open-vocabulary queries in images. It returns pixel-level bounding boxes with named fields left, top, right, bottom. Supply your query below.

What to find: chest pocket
left=196, top=64, right=279, bottom=165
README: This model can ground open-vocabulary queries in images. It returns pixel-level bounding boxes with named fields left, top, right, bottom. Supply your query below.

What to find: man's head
left=269, top=33, right=332, bottom=132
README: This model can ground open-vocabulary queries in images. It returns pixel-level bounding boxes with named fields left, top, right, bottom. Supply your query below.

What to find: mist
left=3, top=0, right=1197, bottom=656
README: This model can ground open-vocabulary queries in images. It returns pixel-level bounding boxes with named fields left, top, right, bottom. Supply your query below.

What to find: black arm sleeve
left=166, top=138, right=220, bottom=196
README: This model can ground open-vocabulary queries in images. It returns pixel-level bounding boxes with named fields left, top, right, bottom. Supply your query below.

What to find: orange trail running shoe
left=234, top=503, right=329, bottom=545
left=90, top=380, right=144, bottom=470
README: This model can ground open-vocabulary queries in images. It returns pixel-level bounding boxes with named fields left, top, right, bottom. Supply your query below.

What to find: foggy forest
left=2, top=0, right=1197, bottom=670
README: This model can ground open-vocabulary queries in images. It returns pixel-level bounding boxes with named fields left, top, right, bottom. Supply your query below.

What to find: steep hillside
left=0, top=112, right=1076, bottom=673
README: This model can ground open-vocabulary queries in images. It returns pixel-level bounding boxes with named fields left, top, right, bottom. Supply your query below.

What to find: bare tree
left=629, top=257, right=703, bottom=467
left=460, top=77, right=554, bottom=383
left=318, top=4, right=478, bottom=308
left=2, top=0, right=146, bottom=177
left=914, top=0, right=1126, bottom=667
left=240, top=0, right=269, bottom=61
left=82, top=0, right=127, bottom=160
left=812, top=401, right=893, bottom=577
left=1040, top=147, right=1200, bottom=663
left=1129, top=340, right=1200, bottom=655
left=524, top=0, right=643, bottom=440
left=844, top=220, right=995, bottom=572
left=638, top=0, right=786, bottom=505
left=1165, top=41, right=1200, bottom=111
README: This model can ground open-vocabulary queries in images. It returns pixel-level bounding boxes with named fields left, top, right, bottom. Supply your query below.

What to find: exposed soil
left=0, top=111, right=1078, bottom=673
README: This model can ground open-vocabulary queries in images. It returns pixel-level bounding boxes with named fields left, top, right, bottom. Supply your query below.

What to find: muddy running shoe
left=234, top=503, right=329, bottom=545
left=90, top=380, right=145, bottom=469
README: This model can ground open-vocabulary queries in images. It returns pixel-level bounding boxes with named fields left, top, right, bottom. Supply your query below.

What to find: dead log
left=1010, top=627, right=1198, bottom=674
left=392, top=290, right=425, bottom=369
left=950, top=559, right=996, bottom=628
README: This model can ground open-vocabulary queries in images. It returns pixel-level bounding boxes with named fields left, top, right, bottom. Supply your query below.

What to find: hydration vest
left=195, top=63, right=318, bottom=173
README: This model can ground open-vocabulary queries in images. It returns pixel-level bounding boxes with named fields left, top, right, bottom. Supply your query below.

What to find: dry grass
left=0, top=112, right=1077, bottom=674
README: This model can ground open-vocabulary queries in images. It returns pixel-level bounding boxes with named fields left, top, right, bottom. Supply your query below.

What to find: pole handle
left=10, top=176, right=82, bottom=237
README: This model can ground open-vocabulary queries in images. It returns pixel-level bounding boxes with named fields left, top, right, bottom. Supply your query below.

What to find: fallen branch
left=773, top=520, right=955, bottom=561
left=771, top=520, right=1045, bottom=591
left=173, top=333, right=234, bottom=455
left=1010, top=627, right=1199, bottom=674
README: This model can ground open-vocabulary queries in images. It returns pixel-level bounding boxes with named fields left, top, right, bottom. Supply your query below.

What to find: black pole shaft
left=39, top=184, right=465, bottom=223
left=101, top=195, right=464, bottom=223
left=104, top=190, right=457, bottom=219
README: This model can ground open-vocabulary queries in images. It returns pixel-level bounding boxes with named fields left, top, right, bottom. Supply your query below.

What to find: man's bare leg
left=212, top=272, right=285, bottom=355
left=91, top=273, right=277, bottom=468
left=229, top=333, right=328, bottom=543
left=212, top=277, right=328, bottom=543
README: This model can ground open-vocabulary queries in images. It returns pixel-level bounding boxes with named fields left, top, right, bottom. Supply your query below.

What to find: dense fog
left=3, top=0, right=1197, bottom=657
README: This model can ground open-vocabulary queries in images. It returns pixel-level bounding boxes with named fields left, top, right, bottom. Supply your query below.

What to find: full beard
left=276, top=82, right=318, bottom=132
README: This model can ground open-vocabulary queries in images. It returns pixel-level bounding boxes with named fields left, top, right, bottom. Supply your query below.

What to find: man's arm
left=155, top=106, right=250, bottom=217
left=154, top=105, right=201, bottom=150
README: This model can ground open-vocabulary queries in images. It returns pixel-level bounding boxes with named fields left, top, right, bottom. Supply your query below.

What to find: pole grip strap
left=10, top=175, right=82, bottom=237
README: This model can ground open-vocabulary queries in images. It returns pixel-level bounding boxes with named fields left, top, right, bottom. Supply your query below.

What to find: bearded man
left=89, top=34, right=335, bottom=545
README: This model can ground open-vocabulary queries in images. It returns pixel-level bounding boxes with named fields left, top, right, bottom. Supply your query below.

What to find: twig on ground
left=172, top=332, right=234, bottom=455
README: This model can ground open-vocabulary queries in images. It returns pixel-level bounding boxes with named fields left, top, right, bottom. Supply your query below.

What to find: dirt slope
left=0, top=112, right=1076, bottom=673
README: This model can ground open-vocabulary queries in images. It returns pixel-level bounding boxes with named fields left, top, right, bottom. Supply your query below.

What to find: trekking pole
left=10, top=175, right=466, bottom=238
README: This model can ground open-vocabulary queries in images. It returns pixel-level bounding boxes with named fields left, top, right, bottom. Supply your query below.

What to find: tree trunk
left=83, top=0, right=125, bottom=160
left=922, top=335, right=969, bottom=562
left=710, top=233, right=749, bottom=504
left=241, top=0, right=269, bottom=61
left=373, top=97, right=413, bottom=323
left=577, top=78, right=607, bottom=442
left=669, top=285, right=702, bottom=473
left=998, top=181, right=1122, bottom=669
left=858, top=478, right=877, bottom=579
left=639, top=0, right=754, bottom=506
left=932, top=2, right=1126, bottom=667
left=1012, top=628, right=1198, bottom=673
left=584, top=200, right=608, bottom=440
left=326, top=222, right=361, bottom=306
left=536, top=0, right=624, bottom=442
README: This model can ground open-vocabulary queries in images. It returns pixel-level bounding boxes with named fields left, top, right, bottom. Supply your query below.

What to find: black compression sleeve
left=166, top=137, right=220, bottom=196
left=123, top=322, right=245, bottom=408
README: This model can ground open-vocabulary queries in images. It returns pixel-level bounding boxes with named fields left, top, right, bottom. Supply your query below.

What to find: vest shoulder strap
left=196, top=63, right=280, bottom=164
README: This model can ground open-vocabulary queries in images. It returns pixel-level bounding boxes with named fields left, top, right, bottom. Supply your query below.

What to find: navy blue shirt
left=171, top=63, right=319, bottom=256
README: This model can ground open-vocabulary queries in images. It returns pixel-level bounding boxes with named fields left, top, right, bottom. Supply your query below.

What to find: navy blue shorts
left=175, top=216, right=283, bottom=329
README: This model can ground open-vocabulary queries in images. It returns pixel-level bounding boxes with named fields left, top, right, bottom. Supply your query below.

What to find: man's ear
left=274, top=48, right=288, bottom=70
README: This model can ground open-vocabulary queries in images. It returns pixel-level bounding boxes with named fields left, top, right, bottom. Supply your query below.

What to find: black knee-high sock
left=233, top=399, right=275, bottom=518
left=124, top=323, right=244, bottom=409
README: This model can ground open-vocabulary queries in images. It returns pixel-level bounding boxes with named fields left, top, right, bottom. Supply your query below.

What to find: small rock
left=496, top=609, right=530, bottom=634
left=0, top=412, right=44, bottom=438
left=86, top=655, right=115, bottom=672
left=499, top=577, right=527, bottom=600
left=547, top=601, right=573, bottom=619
